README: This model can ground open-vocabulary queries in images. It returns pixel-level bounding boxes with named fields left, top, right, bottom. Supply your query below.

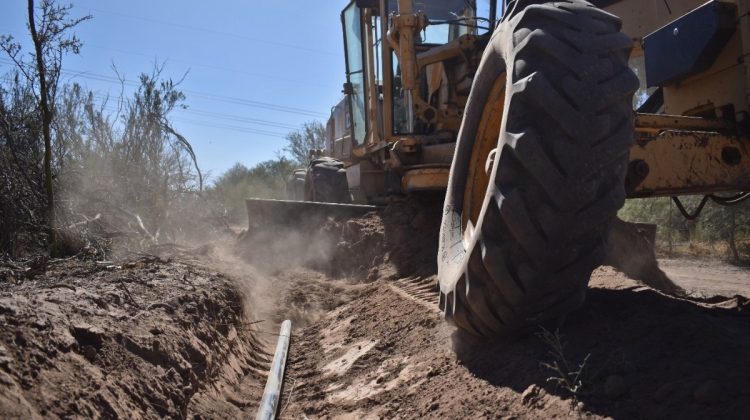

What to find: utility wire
left=90, top=8, right=339, bottom=56
left=83, top=43, right=340, bottom=90
left=1, top=76, right=298, bottom=138
left=88, top=92, right=302, bottom=130
left=179, top=109, right=300, bottom=130
left=0, top=58, right=328, bottom=118
left=170, top=117, right=287, bottom=139
left=55, top=99, right=290, bottom=139
left=88, top=94, right=295, bottom=137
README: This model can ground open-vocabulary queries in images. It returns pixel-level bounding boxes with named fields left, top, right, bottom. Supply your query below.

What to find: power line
left=83, top=43, right=340, bottom=90
left=86, top=92, right=299, bottom=135
left=0, top=75, right=300, bottom=138
left=90, top=8, right=339, bottom=57
left=42, top=95, right=292, bottom=139
left=170, top=117, right=287, bottom=139
left=178, top=109, right=300, bottom=131
left=186, top=91, right=325, bottom=118
left=0, top=58, right=329, bottom=118
left=89, top=92, right=301, bottom=131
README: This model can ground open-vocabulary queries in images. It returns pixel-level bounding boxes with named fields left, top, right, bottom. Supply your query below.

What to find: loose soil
left=1, top=198, right=749, bottom=418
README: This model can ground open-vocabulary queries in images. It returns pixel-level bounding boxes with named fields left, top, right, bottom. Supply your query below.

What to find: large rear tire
left=305, top=157, right=351, bottom=204
left=438, top=0, right=639, bottom=336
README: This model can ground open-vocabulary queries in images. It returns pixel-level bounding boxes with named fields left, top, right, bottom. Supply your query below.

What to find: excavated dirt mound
left=0, top=250, right=270, bottom=419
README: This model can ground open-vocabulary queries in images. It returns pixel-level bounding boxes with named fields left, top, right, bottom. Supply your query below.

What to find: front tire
left=438, top=0, right=639, bottom=336
left=305, top=157, right=351, bottom=203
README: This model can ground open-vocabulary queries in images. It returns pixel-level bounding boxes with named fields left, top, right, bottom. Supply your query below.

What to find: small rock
left=693, top=380, right=721, bottom=405
left=54, top=327, right=77, bottom=352
left=376, top=376, right=385, bottom=385
left=428, top=402, right=439, bottom=411
left=604, top=375, right=626, bottom=399
left=522, top=384, right=541, bottom=406
left=31, top=317, right=49, bottom=330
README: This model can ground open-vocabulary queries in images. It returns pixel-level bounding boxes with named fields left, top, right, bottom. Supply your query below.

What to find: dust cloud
left=207, top=222, right=339, bottom=326
left=604, top=218, right=685, bottom=296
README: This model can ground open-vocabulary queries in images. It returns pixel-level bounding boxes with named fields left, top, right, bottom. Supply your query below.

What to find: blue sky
left=0, top=1, right=348, bottom=181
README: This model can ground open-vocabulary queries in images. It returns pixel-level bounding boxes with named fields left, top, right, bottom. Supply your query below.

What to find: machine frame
left=325, top=0, right=750, bottom=204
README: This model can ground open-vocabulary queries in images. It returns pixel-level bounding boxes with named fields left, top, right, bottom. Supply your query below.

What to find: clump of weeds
left=537, top=328, right=591, bottom=397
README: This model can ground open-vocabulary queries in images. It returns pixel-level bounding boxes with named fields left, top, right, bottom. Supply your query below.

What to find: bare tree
left=0, top=0, right=90, bottom=254
left=284, top=121, right=327, bottom=165
left=1, top=10, right=207, bottom=255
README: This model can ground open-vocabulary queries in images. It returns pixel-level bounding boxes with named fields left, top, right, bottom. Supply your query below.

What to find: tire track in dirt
left=388, top=276, right=440, bottom=312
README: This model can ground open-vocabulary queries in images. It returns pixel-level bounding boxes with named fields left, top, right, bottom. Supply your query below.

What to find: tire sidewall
left=438, top=24, right=511, bottom=293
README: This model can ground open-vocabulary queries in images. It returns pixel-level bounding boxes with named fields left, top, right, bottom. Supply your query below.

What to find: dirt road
left=660, top=258, right=750, bottom=297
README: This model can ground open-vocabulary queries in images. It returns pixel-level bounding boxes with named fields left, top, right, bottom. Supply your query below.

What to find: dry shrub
left=0, top=74, right=48, bottom=256
left=1, top=65, right=227, bottom=258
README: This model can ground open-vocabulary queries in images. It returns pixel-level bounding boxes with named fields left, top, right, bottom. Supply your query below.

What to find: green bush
left=209, top=159, right=297, bottom=224
left=619, top=195, right=750, bottom=260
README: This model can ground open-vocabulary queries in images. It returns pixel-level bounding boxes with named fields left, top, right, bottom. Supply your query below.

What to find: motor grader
left=254, top=0, right=750, bottom=336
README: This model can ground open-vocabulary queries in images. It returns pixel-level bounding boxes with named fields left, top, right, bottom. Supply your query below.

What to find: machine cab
left=339, top=0, right=499, bottom=153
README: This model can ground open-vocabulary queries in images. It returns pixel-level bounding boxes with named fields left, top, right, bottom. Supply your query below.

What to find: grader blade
left=245, top=198, right=379, bottom=230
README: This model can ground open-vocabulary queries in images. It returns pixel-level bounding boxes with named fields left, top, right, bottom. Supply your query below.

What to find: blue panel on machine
left=643, top=1, right=736, bottom=87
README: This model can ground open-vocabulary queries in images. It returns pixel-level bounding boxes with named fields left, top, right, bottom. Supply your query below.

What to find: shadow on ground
left=453, top=286, right=750, bottom=419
